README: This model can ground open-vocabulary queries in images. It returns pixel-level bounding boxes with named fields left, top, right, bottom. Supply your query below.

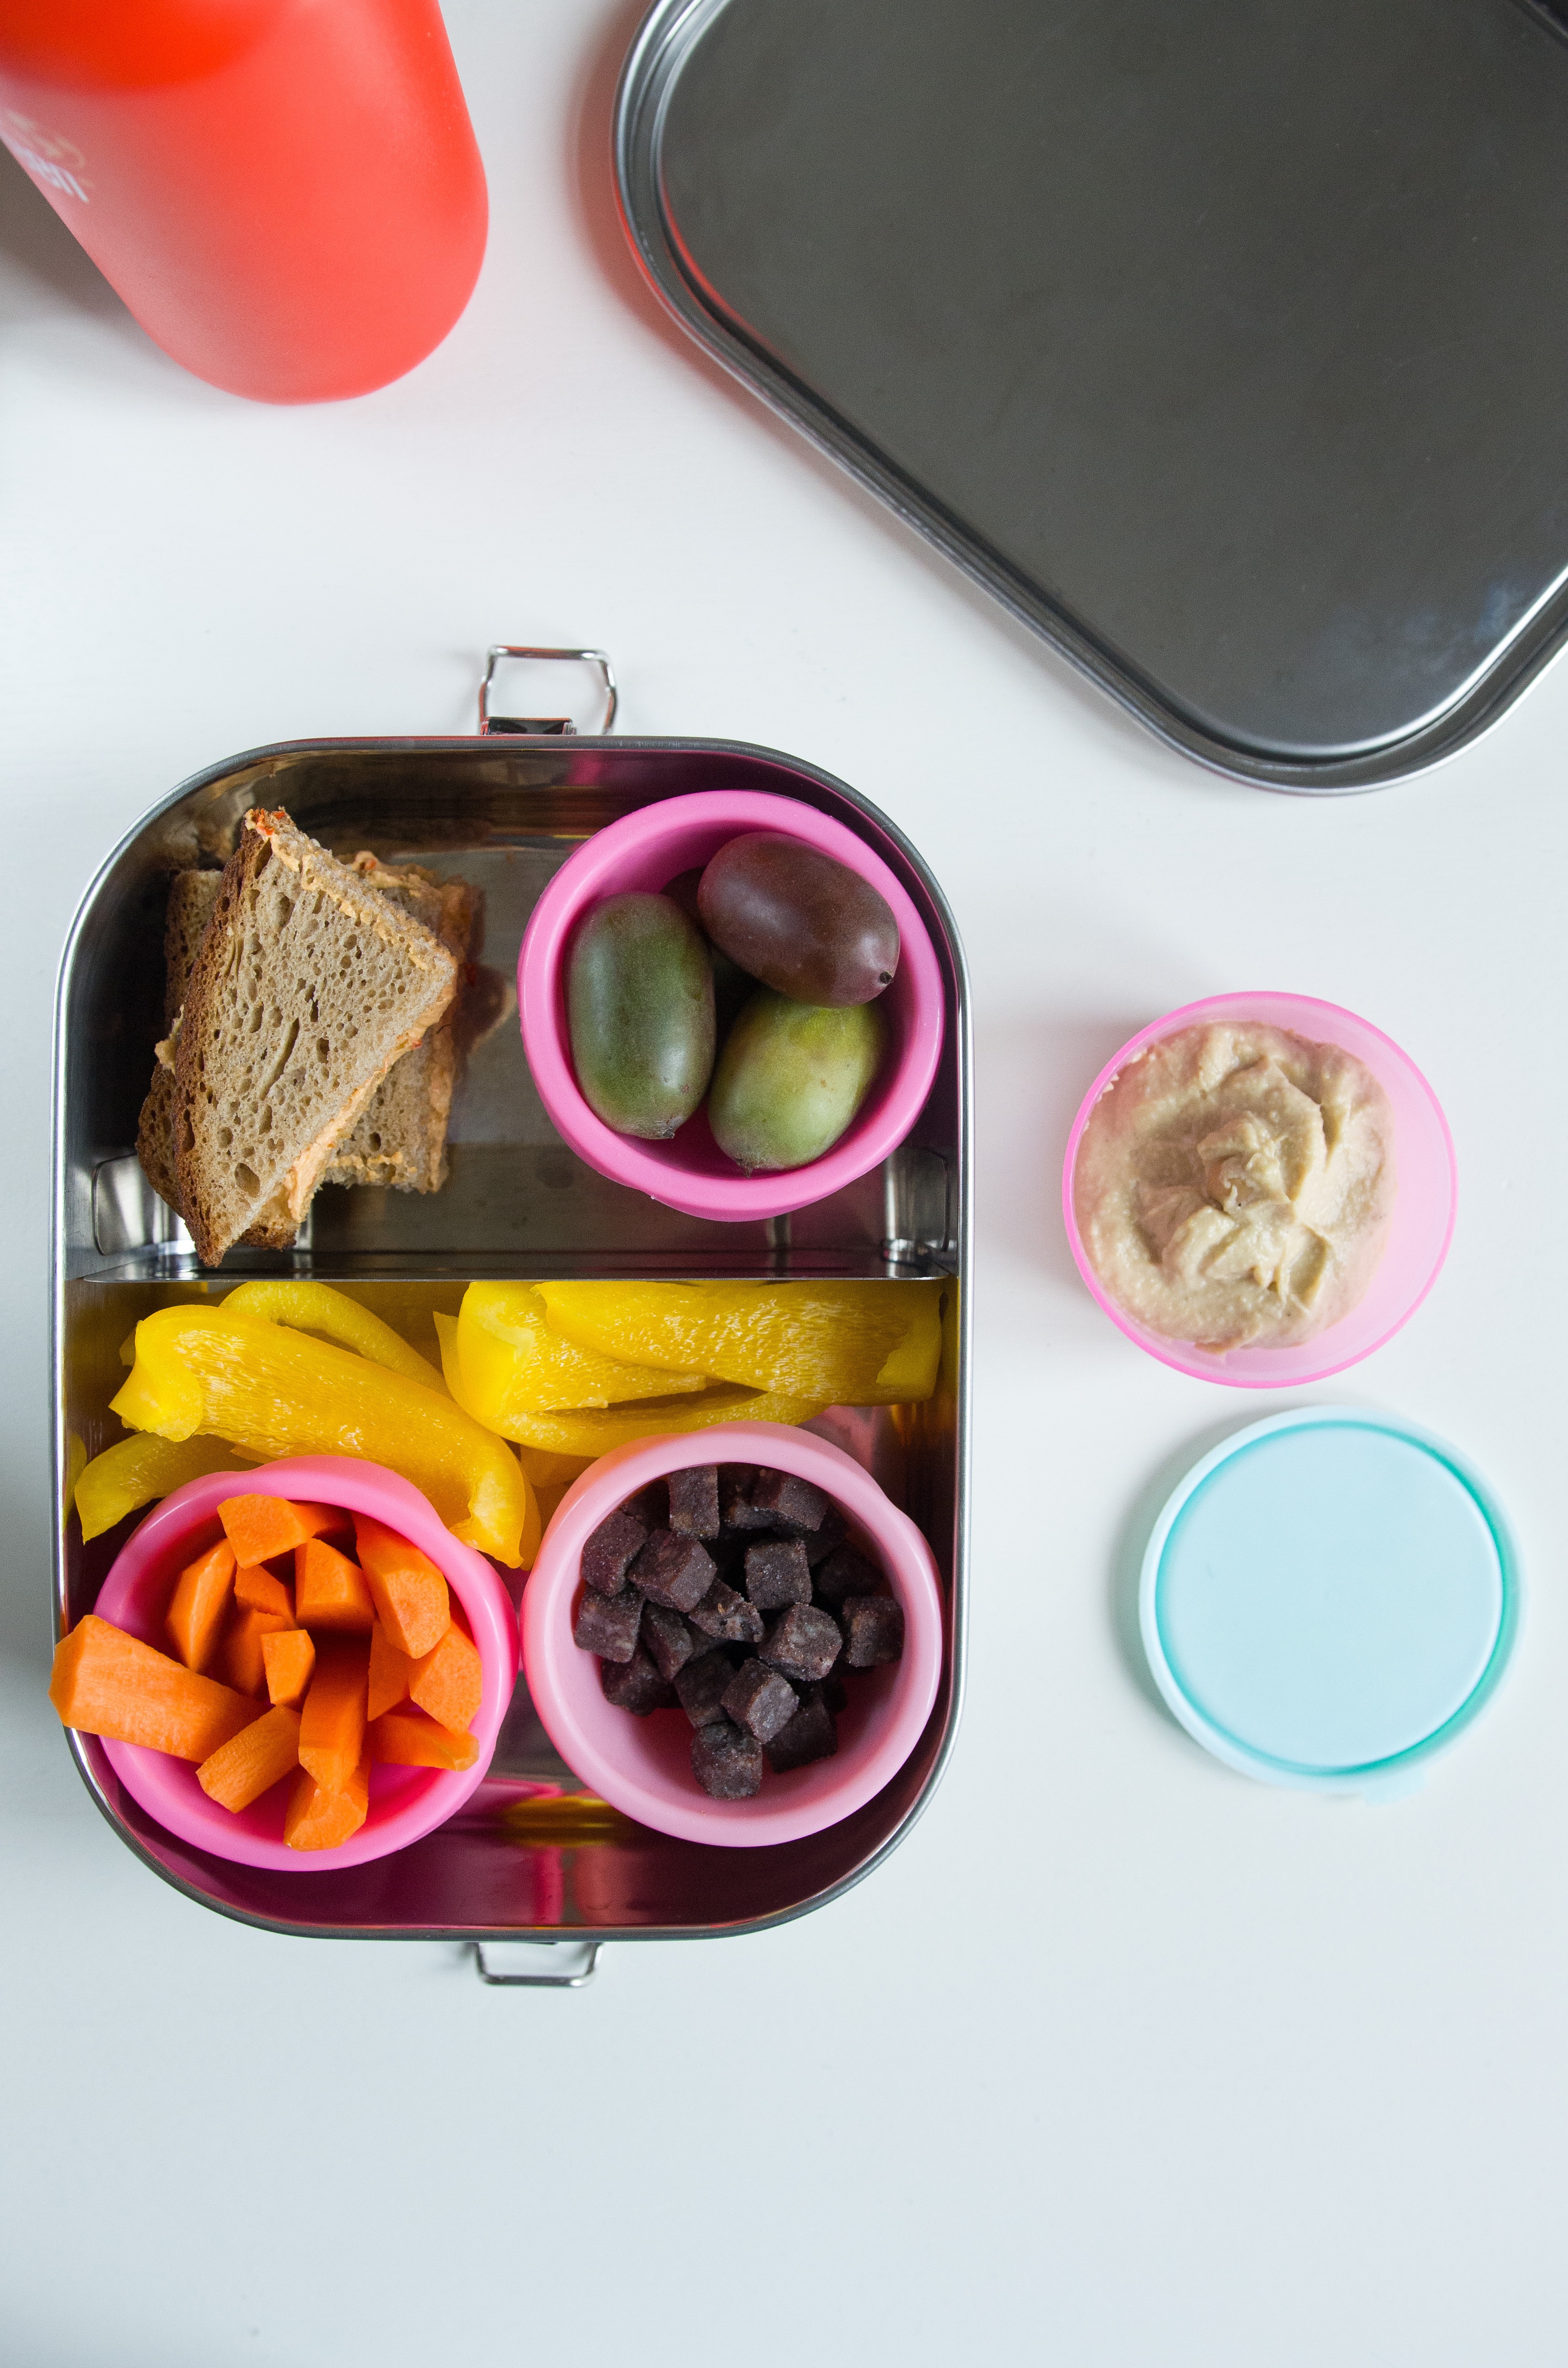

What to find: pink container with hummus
left=1062, top=991, right=1456, bottom=1389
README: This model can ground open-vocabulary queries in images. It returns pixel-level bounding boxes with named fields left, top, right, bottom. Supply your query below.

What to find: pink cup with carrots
left=52, top=1455, right=516, bottom=1872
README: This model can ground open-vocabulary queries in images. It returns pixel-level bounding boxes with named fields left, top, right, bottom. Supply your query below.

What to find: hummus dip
left=1073, top=1022, right=1395, bottom=1353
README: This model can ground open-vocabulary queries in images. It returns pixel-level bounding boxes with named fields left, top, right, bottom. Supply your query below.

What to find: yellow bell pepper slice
left=435, top=1313, right=822, bottom=1457
left=535, top=1280, right=944, bottom=1405
left=516, top=1444, right=596, bottom=1490
left=111, top=1306, right=538, bottom=1567
left=455, top=1282, right=707, bottom=1418
left=219, top=1279, right=447, bottom=1393
left=62, top=1432, right=87, bottom=1524
left=72, top=1432, right=259, bottom=1542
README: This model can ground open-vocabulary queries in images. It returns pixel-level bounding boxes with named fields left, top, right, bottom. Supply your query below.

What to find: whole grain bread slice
left=139, top=862, right=473, bottom=1221
left=323, top=857, right=474, bottom=1194
left=136, top=871, right=224, bottom=1216
left=172, top=810, right=457, bottom=1266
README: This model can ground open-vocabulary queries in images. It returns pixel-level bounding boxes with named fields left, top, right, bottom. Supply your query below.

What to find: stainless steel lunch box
left=50, top=651, right=969, bottom=1984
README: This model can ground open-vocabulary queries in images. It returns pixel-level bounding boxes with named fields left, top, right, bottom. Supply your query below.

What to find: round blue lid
left=1139, top=1409, right=1519, bottom=1790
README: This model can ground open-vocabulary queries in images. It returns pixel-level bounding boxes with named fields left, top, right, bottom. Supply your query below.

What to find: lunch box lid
left=618, top=0, right=1568, bottom=791
left=1139, top=1409, right=1520, bottom=1792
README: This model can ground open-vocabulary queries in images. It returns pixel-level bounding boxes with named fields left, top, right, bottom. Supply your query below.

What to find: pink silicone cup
left=92, top=1455, right=518, bottom=1872
left=521, top=1421, right=944, bottom=1848
left=517, top=790, right=944, bottom=1222
left=1061, top=990, right=1458, bottom=1388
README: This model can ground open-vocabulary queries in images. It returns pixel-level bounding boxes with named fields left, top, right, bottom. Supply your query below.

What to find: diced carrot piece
left=197, top=1704, right=302, bottom=1811
left=367, top=1618, right=411, bottom=1721
left=294, top=1537, right=375, bottom=1633
left=219, top=1494, right=345, bottom=1568
left=298, top=1636, right=368, bottom=1794
left=352, top=1513, right=451, bottom=1659
left=165, top=1538, right=236, bottom=1674
left=408, top=1621, right=482, bottom=1735
left=368, top=1708, right=479, bottom=1772
left=234, top=1563, right=293, bottom=1618
left=49, top=1614, right=260, bottom=1761
left=262, top=1626, right=316, bottom=1711
left=217, top=1603, right=294, bottom=1697
left=284, top=1753, right=369, bottom=1851
left=218, top=1496, right=343, bottom=1572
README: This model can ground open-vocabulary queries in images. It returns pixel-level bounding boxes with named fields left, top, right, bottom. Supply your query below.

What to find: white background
left=4, top=4, right=1566, bottom=2362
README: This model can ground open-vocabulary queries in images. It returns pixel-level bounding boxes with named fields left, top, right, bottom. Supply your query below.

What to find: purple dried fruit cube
left=744, top=1535, right=812, bottom=1610
left=719, top=1464, right=774, bottom=1531
left=708, top=1525, right=753, bottom=1577
left=600, top=1646, right=676, bottom=1715
left=749, top=1469, right=831, bottom=1536
left=688, top=1578, right=765, bottom=1645
left=666, top=1465, right=721, bottom=1539
left=691, top=1717, right=763, bottom=1800
left=621, top=1480, right=667, bottom=1529
left=802, top=1504, right=849, bottom=1569
left=675, top=1650, right=740, bottom=1727
left=641, top=1602, right=699, bottom=1682
left=720, top=1657, right=799, bottom=1744
left=812, top=1543, right=883, bottom=1611
left=629, top=1529, right=716, bottom=1614
left=580, top=1507, right=650, bottom=1597
left=573, top=1584, right=644, bottom=1664
left=684, top=1621, right=730, bottom=1663
left=765, top=1688, right=839, bottom=1773
left=841, top=1594, right=905, bottom=1667
left=761, top=1603, right=842, bottom=1685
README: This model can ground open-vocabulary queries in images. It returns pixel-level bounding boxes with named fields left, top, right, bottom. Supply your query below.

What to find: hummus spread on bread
left=1073, top=1022, right=1395, bottom=1353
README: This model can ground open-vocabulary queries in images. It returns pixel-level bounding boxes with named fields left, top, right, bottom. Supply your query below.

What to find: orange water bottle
left=0, top=0, right=488, bottom=403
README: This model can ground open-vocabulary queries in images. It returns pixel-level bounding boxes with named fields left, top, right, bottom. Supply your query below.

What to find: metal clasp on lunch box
left=478, top=645, right=618, bottom=737
left=470, top=1941, right=601, bottom=1989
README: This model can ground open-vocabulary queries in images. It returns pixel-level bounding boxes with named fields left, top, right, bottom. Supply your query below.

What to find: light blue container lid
left=1139, top=1408, right=1520, bottom=1793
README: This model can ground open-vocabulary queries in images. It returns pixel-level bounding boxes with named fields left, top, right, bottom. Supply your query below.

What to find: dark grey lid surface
left=618, top=0, right=1568, bottom=788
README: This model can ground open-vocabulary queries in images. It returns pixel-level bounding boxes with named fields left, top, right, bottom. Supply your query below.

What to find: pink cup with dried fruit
left=520, top=1421, right=944, bottom=1848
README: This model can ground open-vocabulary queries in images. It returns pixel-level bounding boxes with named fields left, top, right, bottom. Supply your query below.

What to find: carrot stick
left=234, top=1563, right=293, bottom=1619
left=352, top=1513, right=450, bottom=1659
left=294, top=1538, right=375, bottom=1633
left=49, top=1615, right=260, bottom=1761
left=367, top=1619, right=411, bottom=1721
left=197, top=1704, right=302, bottom=1811
left=165, top=1539, right=236, bottom=1674
left=219, top=1494, right=345, bottom=1566
left=262, top=1627, right=315, bottom=1711
left=284, top=1753, right=369, bottom=1851
left=217, top=1604, right=293, bottom=1697
left=407, top=1621, right=482, bottom=1735
left=368, top=1708, right=478, bottom=1772
left=298, top=1636, right=369, bottom=1794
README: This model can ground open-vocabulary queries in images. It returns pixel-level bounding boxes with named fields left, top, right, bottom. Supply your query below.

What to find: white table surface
left=4, top=6, right=1567, bottom=2362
